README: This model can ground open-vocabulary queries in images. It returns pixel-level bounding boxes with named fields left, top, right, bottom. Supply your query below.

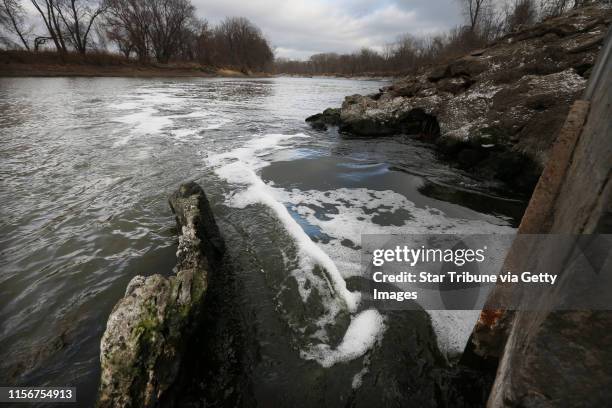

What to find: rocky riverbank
left=92, top=7, right=610, bottom=405
left=306, top=4, right=611, bottom=194
left=97, top=182, right=245, bottom=407
left=95, top=182, right=499, bottom=407
left=465, top=23, right=612, bottom=406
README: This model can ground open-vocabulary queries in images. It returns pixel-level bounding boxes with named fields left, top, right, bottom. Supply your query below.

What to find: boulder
left=447, top=55, right=488, bottom=77
left=305, top=4, right=611, bottom=193
left=336, top=94, right=441, bottom=138
left=97, top=182, right=224, bottom=408
left=435, top=76, right=475, bottom=95
left=427, top=65, right=448, bottom=82
left=305, top=107, right=341, bottom=130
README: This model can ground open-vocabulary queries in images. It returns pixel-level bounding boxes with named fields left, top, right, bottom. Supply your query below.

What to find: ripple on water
left=0, top=77, right=522, bottom=405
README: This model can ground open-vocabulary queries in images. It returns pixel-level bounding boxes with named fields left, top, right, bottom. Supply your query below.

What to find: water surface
left=0, top=77, right=524, bottom=406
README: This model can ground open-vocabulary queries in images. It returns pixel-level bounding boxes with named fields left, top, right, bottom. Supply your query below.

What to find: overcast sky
left=191, top=0, right=464, bottom=59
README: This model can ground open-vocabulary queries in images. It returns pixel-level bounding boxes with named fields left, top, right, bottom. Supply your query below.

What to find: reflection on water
left=0, top=76, right=525, bottom=407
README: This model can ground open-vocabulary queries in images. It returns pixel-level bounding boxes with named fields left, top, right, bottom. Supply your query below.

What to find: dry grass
left=0, top=49, right=131, bottom=66
left=0, top=50, right=256, bottom=78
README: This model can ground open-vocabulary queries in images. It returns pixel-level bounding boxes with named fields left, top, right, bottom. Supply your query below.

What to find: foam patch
left=206, top=134, right=360, bottom=313
left=205, top=132, right=515, bottom=363
left=110, top=88, right=231, bottom=147
left=301, top=309, right=386, bottom=368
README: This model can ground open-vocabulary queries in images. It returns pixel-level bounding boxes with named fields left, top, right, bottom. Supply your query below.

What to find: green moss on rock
left=97, top=182, right=224, bottom=408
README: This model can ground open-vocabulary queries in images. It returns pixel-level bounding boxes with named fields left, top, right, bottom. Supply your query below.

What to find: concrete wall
left=467, top=27, right=612, bottom=407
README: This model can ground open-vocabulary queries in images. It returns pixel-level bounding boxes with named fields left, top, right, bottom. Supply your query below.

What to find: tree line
left=0, top=0, right=603, bottom=74
left=0, top=0, right=274, bottom=71
left=274, top=0, right=604, bottom=76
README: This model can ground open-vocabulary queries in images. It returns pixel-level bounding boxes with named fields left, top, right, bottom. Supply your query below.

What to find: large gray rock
left=97, top=182, right=224, bottom=408
left=305, top=107, right=341, bottom=130
left=307, top=5, right=611, bottom=191
left=335, top=5, right=610, bottom=159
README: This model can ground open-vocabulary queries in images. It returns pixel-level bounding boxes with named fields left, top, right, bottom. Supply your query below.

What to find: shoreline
left=0, top=63, right=270, bottom=78
left=304, top=5, right=610, bottom=197
left=0, top=65, right=389, bottom=79
left=276, top=73, right=398, bottom=80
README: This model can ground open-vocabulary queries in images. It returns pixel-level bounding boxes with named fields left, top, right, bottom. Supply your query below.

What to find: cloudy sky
left=191, top=0, right=464, bottom=59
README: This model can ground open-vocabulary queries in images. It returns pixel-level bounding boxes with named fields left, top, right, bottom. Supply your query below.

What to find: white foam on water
left=351, top=354, right=371, bottom=389
left=206, top=134, right=360, bottom=313
left=206, top=133, right=306, bottom=169
left=207, top=133, right=514, bottom=362
left=110, top=86, right=236, bottom=148
left=117, top=109, right=171, bottom=133
left=136, top=90, right=187, bottom=109
left=203, top=117, right=231, bottom=130
left=171, top=128, right=203, bottom=143
left=277, top=187, right=511, bottom=243
left=113, top=101, right=140, bottom=110
left=270, top=187, right=514, bottom=355
left=170, top=111, right=213, bottom=119
left=428, top=310, right=481, bottom=358
left=224, top=166, right=360, bottom=312
left=112, top=108, right=173, bottom=147
left=301, top=309, right=386, bottom=368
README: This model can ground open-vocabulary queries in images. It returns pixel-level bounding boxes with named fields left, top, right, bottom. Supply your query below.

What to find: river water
left=0, top=77, right=524, bottom=406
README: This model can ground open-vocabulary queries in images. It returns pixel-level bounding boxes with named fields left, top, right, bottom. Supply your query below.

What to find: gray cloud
left=192, top=0, right=463, bottom=59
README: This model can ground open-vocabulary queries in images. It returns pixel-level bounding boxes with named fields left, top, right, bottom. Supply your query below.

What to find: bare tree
left=459, top=0, right=490, bottom=31
left=105, top=23, right=132, bottom=57
left=478, top=1, right=504, bottom=41
left=30, top=0, right=68, bottom=52
left=147, top=0, right=195, bottom=63
left=275, top=0, right=602, bottom=76
left=455, top=0, right=505, bottom=47
left=505, top=0, right=537, bottom=31
left=104, top=0, right=196, bottom=63
left=571, top=0, right=596, bottom=9
left=191, top=19, right=211, bottom=63
left=538, top=0, right=584, bottom=17
left=175, top=17, right=207, bottom=62
left=55, top=0, right=106, bottom=54
left=104, top=0, right=151, bottom=61
left=214, top=17, right=273, bottom=71
left=0, top=0, right=31, bottom=49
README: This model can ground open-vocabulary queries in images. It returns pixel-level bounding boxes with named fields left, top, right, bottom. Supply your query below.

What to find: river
left=0, top=76, right=525, bottom=407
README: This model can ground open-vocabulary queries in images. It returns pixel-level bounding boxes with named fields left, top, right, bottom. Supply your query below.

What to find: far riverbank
left=0, top=50, right=269, bottom=78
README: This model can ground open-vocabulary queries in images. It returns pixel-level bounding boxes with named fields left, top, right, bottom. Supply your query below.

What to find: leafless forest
left=275, top=0, right=605, bottom=75
left=0, top=0, right=605, bottom=74
left=0, top=0, right=274, bottom=71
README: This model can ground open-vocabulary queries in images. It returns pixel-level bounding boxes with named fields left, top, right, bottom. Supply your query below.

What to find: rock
left=305, top=4, right=610, bottom=193
left=465, top=32, right=612, bottom=406
left=337, top=94, right=441, bottom=138
left=447, top=55, right=488, bottom=77
left=97, top=182, right=224, bottom=408
left=469, top=48, right=486, bottom=56
left=369, top=92, right=383, bottom=100
left=391, top=79, right=426, bottom=97
left=568, top=34, right=605, bottom=54
left=348, top=308, right=493, bottom=408
left=435, top=76, right=475, bottom=94
left=305, top=107, right=341, bottom=130
left=427, top=65, right=448, bottom=82
left=456, top=148, right=488, bottom=169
